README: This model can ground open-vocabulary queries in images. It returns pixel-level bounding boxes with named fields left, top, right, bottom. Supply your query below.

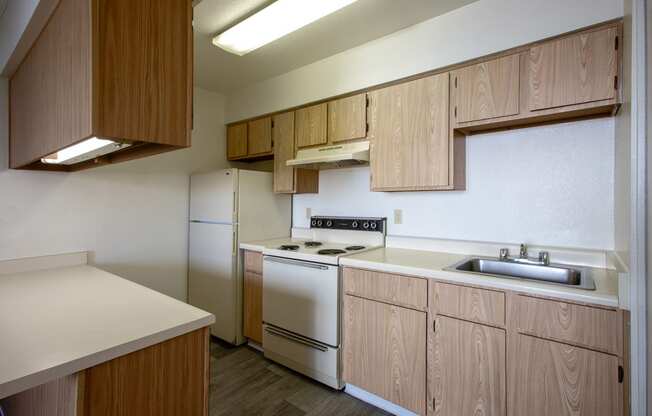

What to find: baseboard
left=344, top=384, right=418, bottom=416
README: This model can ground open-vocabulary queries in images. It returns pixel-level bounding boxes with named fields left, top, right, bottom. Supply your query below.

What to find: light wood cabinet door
left=272, top=112, right=319, bottom=194
left=247, top=117, right=272, bottom=156
left=243, top=271, right=262, bottom=344
left=328, top=94, right=367, bottom=143
left=343, top=295, right=427, bottom=415
left=227, top=123, right=247, bottom=160
left=509, top=334, right=620, bottom=416
left=452, top=54, right=520, bottom=123
left=429, top=316, right=506, bottom=416
left=295, top=103, right=328, bottom=148
left=529, top=27, right=618, bottom=111
left=368, top=73, right=450, bottom=191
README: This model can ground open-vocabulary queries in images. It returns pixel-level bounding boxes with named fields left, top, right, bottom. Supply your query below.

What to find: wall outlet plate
left=394, top=209, right=403, bottom=225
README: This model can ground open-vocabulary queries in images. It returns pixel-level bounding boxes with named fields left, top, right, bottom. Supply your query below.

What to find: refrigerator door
left=190, top=169, right=237, bottom=223
left=188, top=222, right=237, bottom=342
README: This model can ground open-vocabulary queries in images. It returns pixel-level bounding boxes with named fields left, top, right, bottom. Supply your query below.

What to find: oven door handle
left=264, top=326, right=329, bottom=352
left=263, top=256, right=331, bottom=270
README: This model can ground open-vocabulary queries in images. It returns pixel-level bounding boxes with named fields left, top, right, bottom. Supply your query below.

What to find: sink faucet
left=499, top=244, right=550, bottom=266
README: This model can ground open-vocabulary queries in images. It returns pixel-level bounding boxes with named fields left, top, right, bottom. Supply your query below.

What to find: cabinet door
left=295, top=103, right=328, bottom=148
left=509, top=334, right=620, bottom=416
left=227, top=123, right=247, bottom=159
left=243, top=271, right=262, bottom=344
left=247, top=117, right=272, bottom=156
left=452, top=54, right=520, bottom=123
left=368, top=73, right=450, bottom=191
left=328, top=94, right=367, bottom=143
left=429, top=316, right=506, bottom=416
left=273, top=112, right=296, bottom=193
left=343, top=295, right=426, bottom=415
left=529, top=27, right=618, bottom=110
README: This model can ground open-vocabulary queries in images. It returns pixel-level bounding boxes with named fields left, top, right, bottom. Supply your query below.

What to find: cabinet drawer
left=516, top=295, right=621, bottom=355
left=244, top=250, right=263, bottom=274
left=431, top=282, right=505, bottom=327
left=343, top=268, right=427, bottom=311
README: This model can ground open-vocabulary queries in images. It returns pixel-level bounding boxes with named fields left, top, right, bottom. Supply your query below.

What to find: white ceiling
left=193, top=0, right=478, bottom=94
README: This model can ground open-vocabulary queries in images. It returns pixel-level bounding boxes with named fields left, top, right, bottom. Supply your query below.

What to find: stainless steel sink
left=446, top=257, right=596, bottom=290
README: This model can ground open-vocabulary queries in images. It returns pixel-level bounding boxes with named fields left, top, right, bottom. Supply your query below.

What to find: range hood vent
left=286, top=141, right=369, bottom=170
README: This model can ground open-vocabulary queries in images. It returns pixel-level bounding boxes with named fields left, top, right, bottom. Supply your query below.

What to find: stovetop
left=261, top=216, right=386, bottom=265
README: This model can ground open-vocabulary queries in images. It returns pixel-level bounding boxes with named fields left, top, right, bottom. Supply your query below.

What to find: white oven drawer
left=263, top=324, right=342, bottom=389
left=263, top=256, right=340, bottom=346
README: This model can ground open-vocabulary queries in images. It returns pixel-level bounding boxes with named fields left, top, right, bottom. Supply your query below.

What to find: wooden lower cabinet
left=429, top=316, right=506, bottom=416
left=3, top=328, right=210, bottom=416
left=343, top=295, right=427, bottom=415
left=508, top=334, right=620, bottom=416
left=243, top=270, right=263, bottom=344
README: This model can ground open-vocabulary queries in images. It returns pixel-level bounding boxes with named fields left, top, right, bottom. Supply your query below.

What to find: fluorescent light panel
left=41, top=137, right=130, bottom=165
left=213, top=0, right=359, bottom=56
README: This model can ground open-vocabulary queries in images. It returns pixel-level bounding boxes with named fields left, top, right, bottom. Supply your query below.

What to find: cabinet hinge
left=271, top=120, right=275, bottom=128
left=614, top=75, right=618, bottom=90
left=366, top=122, right=369, bottom=133
left=366, top=96, right=370, bottom=108
left=454, top=77, right=457, bottom=88
left=618, top=365, right=624, bottom=383
left=454, top=107, right=457, bottom=118
left=615, top=36, right=619, bottom=50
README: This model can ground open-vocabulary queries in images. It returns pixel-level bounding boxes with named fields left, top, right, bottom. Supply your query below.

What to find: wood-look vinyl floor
left=209, top=338, right=389, bottom=416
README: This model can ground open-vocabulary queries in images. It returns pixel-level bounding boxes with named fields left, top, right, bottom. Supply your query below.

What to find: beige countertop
left=340, top=247, right=619, bottom=308
left=0, top=263, right=215, bottom=399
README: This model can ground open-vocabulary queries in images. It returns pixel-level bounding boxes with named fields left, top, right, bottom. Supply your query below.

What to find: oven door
left=263, top=255, right=339, bottom=347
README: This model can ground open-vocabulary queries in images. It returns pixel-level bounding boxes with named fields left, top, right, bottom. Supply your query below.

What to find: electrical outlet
left=306, top=208, right=312, bottom=220
left=394, top=209, right=403, bottom=225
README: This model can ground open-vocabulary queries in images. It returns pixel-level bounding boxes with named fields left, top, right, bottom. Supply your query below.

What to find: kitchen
left=0, top=0, right=648, bottom=415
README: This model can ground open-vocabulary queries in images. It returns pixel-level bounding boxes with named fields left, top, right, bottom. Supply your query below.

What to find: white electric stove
left=261, top=216, right=386, bottom=389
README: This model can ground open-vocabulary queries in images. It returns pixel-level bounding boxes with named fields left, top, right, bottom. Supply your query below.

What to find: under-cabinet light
left=212, top=0, right=359, bottom=56
left=41, top=137, right=130, bottom=165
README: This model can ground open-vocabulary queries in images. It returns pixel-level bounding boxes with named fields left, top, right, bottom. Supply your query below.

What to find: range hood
left=286, top=141, right=369, bottom=170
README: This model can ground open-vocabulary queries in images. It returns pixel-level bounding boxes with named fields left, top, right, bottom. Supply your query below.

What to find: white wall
left=293, top=118, right=615, bottom=250
left=226, top=0, right=623, bottom=251
left=0, top=83, right=228, bottom=300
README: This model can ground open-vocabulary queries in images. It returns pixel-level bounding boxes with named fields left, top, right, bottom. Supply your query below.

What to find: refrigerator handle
left=232, top=229, right=237, bottom=257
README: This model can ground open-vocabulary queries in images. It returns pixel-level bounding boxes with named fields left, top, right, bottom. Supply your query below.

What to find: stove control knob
left=326, top=220, right=333, bottom=227
left=311, top=220, right=316, bottom=226
left=351, top=221, right=358, bottom=228
left=370, top=222, right=377, bottom=230
left=317, top=220, right=323, bottom=227
left=362, top=221, right=370, bottom=229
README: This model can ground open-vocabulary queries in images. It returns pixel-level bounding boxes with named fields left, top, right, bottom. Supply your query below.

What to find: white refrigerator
left=188, top=169, right=291, bottom=345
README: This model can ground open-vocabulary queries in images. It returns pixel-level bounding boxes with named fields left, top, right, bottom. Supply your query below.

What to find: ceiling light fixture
left=41, top=137, right=131, bottom=165
left=212, top=0, right=359, bottom=56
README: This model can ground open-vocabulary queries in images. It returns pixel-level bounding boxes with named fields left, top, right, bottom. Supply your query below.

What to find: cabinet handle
left=433, top=319, right=437, bottom=333
left=618, top=365, right=624, bottom=383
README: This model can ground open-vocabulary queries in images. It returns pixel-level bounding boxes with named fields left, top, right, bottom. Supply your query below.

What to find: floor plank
left=209, top=338, right=389, bottom=416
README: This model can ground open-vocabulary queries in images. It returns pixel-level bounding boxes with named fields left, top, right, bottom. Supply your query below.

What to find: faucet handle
left=519, top=243, right=528, bottom=258
left=538, top=251, right=550, bottom=266
left=499, top=248, right=509, bottom=261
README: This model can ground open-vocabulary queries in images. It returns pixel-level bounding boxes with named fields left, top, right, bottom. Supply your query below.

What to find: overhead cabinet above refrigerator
left=8, top=0, right=193, bottom=171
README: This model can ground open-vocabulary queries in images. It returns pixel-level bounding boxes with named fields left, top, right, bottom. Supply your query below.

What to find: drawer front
left=516, top=295, right=621, bottom=355
left=244, top=250, right=263, bottom=274
left=343, top=268, right=428, bottom=310
left=431, top=281, right=505, bottom=327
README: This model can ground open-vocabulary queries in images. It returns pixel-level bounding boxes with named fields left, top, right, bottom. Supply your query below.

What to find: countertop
left=340, top=248, right=619, bottom=308
left=0, top=264, right=215, bottom=399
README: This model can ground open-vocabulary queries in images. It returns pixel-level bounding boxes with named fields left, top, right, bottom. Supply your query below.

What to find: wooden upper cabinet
left=295, top=103, right=328, bottom=148
left=343, top=295, right=426, bottom=415
left=247, top=117, right=272, bottom=156
left=328, top=94, right=367, bottom=143
left=429, top=316, right=506, bottom=416
left=368, top=73, right=452, bottom=191
left=508, top=334, right=620, bottom=416
left=227, top=123, right=248, bottom=160
left=273, top=112, right=319, bottom=194
left=529, top=27, right=618, bottom=111
left=452, top=54, right=520, bottom=123
left=9, top=0, right=193, bottom=170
